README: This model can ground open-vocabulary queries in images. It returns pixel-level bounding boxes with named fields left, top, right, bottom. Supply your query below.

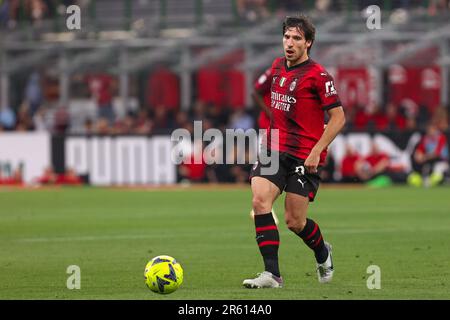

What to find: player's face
left=283, top=27, right=311, bottom=66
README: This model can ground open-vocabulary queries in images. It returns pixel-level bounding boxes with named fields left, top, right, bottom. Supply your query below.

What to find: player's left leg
left=284, top=191, right=334, bottom=283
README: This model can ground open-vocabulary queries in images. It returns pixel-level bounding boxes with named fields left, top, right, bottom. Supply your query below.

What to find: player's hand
left=305, top=151, right=320, bottom=174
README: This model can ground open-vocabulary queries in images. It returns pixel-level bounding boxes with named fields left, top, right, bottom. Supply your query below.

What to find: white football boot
left=317, top=242, right=334, bottom=283
left=243, top=271, right=283, bottom=289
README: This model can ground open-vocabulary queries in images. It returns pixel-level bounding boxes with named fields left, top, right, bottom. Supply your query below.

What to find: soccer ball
left=407, top=172, right=423, bottom=187
left=144, top=255, right=183, bottom=294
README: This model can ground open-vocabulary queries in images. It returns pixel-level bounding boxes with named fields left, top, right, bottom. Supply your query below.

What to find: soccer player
left=243, top=15, right=346, bottom=288
left=409, top=123, right=449, bottom=187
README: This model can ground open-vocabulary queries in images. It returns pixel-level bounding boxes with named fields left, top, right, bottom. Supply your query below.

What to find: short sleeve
left=315, top=70, right=342, bottom=111
left=254, top=67, right=272, bottom=95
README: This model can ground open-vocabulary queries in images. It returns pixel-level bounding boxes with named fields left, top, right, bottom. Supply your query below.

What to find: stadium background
left=1, top=0, right=450, bottom=301
left=0, top=0, right=449, bottom=186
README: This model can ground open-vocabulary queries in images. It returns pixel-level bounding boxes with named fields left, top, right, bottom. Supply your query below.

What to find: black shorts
left=250, top=151, right=321, bottom=201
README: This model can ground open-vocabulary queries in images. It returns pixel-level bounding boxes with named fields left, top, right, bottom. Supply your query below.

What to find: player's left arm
left=305, top=107, right=346, bottom=173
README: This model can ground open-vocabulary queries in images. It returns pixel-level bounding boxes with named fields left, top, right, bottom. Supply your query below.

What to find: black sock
left=296, top=218, right=328, bottom=264
left=254, top=213, right=280, bottom=277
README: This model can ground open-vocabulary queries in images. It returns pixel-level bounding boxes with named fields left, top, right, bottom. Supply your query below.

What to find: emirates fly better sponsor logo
left=271, top=91, right=296, bottom=112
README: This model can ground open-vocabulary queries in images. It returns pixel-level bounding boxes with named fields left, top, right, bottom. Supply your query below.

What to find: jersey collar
left=284, top=58, right=311, bottom=72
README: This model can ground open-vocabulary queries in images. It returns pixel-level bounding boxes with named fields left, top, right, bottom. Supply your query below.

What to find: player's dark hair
left=282, top=15, right=316, bottom=54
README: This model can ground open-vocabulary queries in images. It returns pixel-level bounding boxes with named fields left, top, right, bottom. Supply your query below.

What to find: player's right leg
left=243, top=177, right=283, bottom=288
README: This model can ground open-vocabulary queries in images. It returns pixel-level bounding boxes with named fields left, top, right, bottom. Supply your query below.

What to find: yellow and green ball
left=144, top=255, right=183, bottom=294
left=407, top=172, right=423, bottom=187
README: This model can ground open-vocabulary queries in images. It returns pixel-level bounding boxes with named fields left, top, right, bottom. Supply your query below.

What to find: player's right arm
left=252, top=68, right=272, bottom=119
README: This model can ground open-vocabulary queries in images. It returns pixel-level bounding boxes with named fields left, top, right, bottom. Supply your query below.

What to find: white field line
left=14, top=226, right=450, bottom=243
left=16, top=234, right=164, bottom=243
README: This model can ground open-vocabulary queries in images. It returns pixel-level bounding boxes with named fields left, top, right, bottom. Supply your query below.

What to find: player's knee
left=285, top=215, right=306, bottom=234
left=252, top=195, right=271, bottom=214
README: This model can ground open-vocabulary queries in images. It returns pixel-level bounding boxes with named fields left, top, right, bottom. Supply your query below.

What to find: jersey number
left=295, top=165, right=305, bottom=176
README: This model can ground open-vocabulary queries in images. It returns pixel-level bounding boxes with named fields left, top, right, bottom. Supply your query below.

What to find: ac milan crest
left=289, top=79, right=297, bottom=91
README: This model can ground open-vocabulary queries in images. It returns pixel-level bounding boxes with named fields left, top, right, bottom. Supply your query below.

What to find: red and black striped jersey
left=267, top=57, right=342, bottom=165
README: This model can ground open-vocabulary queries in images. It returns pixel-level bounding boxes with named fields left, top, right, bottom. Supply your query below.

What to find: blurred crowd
left=1, top=68, right=449, bottom=186
left=1, top=99, right=448, bottom=137
left=0, top=69, right=448, bottom=135
left=329, top=121, right=449, bottom=187
left=222, top=0, right=450, bottom=23
left=1, top=0, right=449, bottom=30
left=1, top=1, right=449, bottom=186
left=0, top=164, right=83, bottom=186
left=0, top=0, right=83, bottom=29
left=346, top=101, right=449, bottom=133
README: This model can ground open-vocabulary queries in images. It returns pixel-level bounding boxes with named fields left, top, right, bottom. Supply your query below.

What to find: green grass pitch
left=0, top=185, right=449, bottom=300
